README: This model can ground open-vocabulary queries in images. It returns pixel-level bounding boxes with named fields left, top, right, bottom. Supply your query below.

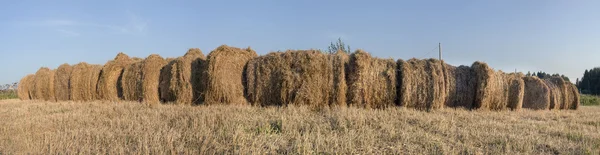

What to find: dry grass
left=0, top=99, right=598, bottom=154
left=204, top=45, right=257, bottom=105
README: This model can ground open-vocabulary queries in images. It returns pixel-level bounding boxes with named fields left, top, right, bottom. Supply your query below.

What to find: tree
left=327, top=38, right=351, bottom=54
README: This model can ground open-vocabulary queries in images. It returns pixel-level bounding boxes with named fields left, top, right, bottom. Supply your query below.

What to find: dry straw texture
left=245, top=50, right=348, bottom=108
left=204, top=45, right=257, bottom=105
left=54, top=63, right=73, bottom=101
left=398, top=58, right=445, bottom=110
left=142, top=54, right=167, bottom=104
left=97, top=53, right=134, bottom=101
left=545, top=77, right=569, bottom=110
left=33, top=67, right=56, bottom=101
left=70, top=63, right=102, bottom=101
left=17, top=74, right=34, bottom=100
left=159, top=48, right=206, bottom=105
left=472, top=62, right=524, bottom=111
left=442, top=64, right=476, bottom=109
left=347, top=50, right=396, bottom=109
left=522, top=76, right=550, bottom=110
left=568, top=83, right=580, bottom=110
left=121, top=61, right=143, bottom=101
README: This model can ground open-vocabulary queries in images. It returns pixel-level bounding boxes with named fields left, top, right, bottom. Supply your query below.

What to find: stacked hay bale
left=331, top=51, right=349, bottom=107
left=121, top=60, right=143, bottom=101
left=544, top=77, right=569, bottom=110
left=54, top=63, right=73, bottom=101
left=70, top=62, right=102, bottom=101
left=398, top=58, right=445, bottom=110
left=522, top=76, right=551, bottom=110
left=245, top=50, right=348, bottom=108
left=141, top=54, right=168, bottom=104
left=17, top=74, right=35, bottom=100
left=204, top=45, right=257, bottom=105
left=347, top=50, right=396, bottom=109
left=472, top=62, right=525, bottom=111
left=567, top=83, right=580, bottom=110
left=32, top=67, right=56, bottom=101
left=159, top=48, right=206, bottom=105
left=442, top=64, right=476, bottom=109
left=97, top=53, right=134, bottom=101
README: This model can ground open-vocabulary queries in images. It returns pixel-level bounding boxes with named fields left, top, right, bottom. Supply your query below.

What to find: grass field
left=581, top=94, right=600, bottom=106
left=0, top=99, right=599, bottom=154
left=0, top=90, right=17, bottom=100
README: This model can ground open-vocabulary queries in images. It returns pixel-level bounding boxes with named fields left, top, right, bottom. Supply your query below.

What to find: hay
left=442, top=64, right=476, bottom=109
left=568, top=83, right=580, bottom=110
left=398, top=58, right=445, bottom=110
left=204, top=45, right=257, bottom=105
left=18, top=74, right=34, bottom=100
left=347, top=50, right=396, bottom=109
left=70, top=62, right=102, bottom=101
left=33, top=67, right=56, bottom=101
left=544, top=77, right=569, bottom=110
left=160, top=48, right=206, bottom=105
left=53, top=63, right=72, bottom=101
left=522, top=76, right=550, bottom=110
left=472, top=62, right=524, bottom=110
left=121, top=61, right=143, bottom=101
left=141, top=54, right=167, bottom=104
left=245, top=50, right=348, bottom=108
left=97, top=53, right=134, bottom=101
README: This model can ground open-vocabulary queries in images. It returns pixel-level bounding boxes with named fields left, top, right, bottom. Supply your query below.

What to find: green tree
left=327, top=38, right=351, bottom=54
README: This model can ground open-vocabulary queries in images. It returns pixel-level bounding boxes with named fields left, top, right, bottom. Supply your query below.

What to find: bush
left=581, top=94, right=600, bottom=106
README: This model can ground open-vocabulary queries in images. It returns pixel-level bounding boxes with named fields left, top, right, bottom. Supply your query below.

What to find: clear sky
left=1, top=0, right=599, bottom=84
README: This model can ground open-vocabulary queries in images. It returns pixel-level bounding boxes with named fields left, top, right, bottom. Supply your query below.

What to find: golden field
left=0, top=99, right=598, bottom=154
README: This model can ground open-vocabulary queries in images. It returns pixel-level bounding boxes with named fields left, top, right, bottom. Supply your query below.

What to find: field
left=0, top=99, right=599, bottom=154
left=581, top=94, right=600, bottom=106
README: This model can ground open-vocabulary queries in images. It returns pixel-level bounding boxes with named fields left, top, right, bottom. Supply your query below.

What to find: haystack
left=18, top=74, right=34, bottom=100
left=567, top=83, right=580, bottom=110
left=245, top=50, right=348, bottom=108
left=204, top=45, right=257, bottom=105
left=522, top=76, right=550, bottom=110
left=141, top=54, right=167, bottom=104
left=347, top=50, right=396, bottom=109
left=54, top=63, right=72, bottom=101
left=97, top=53, right=134, bottom=101
left=159, top=48, right=206, bottom=105
left=121, top=61, right=143, bottom=101
left=70, top=62, right=102, bottom=101
left=442, top=64, right=476, bottom=109
left=472, top=62, right=524, bottom=111
left=398, top=58, right=445, bottom=110
left=544, top=77, right=569, bottom=110
left=33, top=67, right=56, bottom=101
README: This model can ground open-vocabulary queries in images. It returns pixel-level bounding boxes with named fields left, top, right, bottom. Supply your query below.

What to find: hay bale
left=204, top=45, right=258, bottom=105
left=347, top=50, right=396, bottom=109
left=70, top=62, right=102, bottom=101
left=544, top=77, right=569, bottom=110
left=141, top=54, right=167, bottom=104
left=18, top=74, right=35, bottom=100
left=53, top=63, right=73, bottom=101
left=568, top=83, right=580, bottom=110
left=121, top=61, right=143, bottom=101
left=245, top=50, right=348, bottom=108
left=472, top=62, right=524, bottom=110
left=442, top=64, right=476, bottom=109
left=97, top=53, right=134, bottom=101
left=33, top=67, right=56, bottom=101
left=159, top=48, right=206, bottom=105
left=522, top=76, right=550, bottom=110
left=398, top=58, right=445, bottom=110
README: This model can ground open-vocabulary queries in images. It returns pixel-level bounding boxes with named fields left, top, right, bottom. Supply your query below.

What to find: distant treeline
left=576, top=67, right=600, bottom=95
left=525, top=71, right=570, bottom=82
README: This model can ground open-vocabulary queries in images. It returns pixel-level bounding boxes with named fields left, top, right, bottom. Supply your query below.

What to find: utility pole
left=438, top=42, right=442, bottom=61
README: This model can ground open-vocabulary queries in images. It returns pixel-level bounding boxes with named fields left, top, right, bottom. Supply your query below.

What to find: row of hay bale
left=17, top=46, right=580, bottom=111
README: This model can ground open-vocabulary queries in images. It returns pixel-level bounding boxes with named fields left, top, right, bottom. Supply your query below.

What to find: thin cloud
left=22, top=12, right=148, bottom=35
left=56, top=29, right=81, bottom=37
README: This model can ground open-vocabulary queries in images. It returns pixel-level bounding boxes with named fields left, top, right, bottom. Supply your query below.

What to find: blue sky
left=1, top=0, right=599, bottom=84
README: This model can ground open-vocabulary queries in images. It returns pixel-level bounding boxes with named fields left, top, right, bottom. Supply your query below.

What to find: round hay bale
left=347, top=50, right=396, bottom=109
left=121, top=61, right=143, bottom=101
left=568, top=83, right=580, bottom=110
left=159, top=59, right=176, bottom=103
left=522, top=76, right=550, bottom=110
left=442, top=64, right=476, bottom=109
left=53, top=63, right=73, bottom=101
left=97, top=52, right=134, bottom=101
left=398, top=58, right=445, bottom=110
left=141, top=54, right=167, bottom=104
left=472, top=62, right=524, bottom=111
left=18, top=74, right=35, bottom=100
left=544, top=77, right=569, bottom=110
left=507, top=73, right=525, bottom=111
left=245, top=50, right=348, bottom=108
left=160, top=48, right=206, bottom=105
left=204, top=45, right=258, bottom=105
left=331, top=50, right=349, bottom=107
left=33, top=67, right=56, bottom=101
left=70, top=62, right=102, bottom=101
